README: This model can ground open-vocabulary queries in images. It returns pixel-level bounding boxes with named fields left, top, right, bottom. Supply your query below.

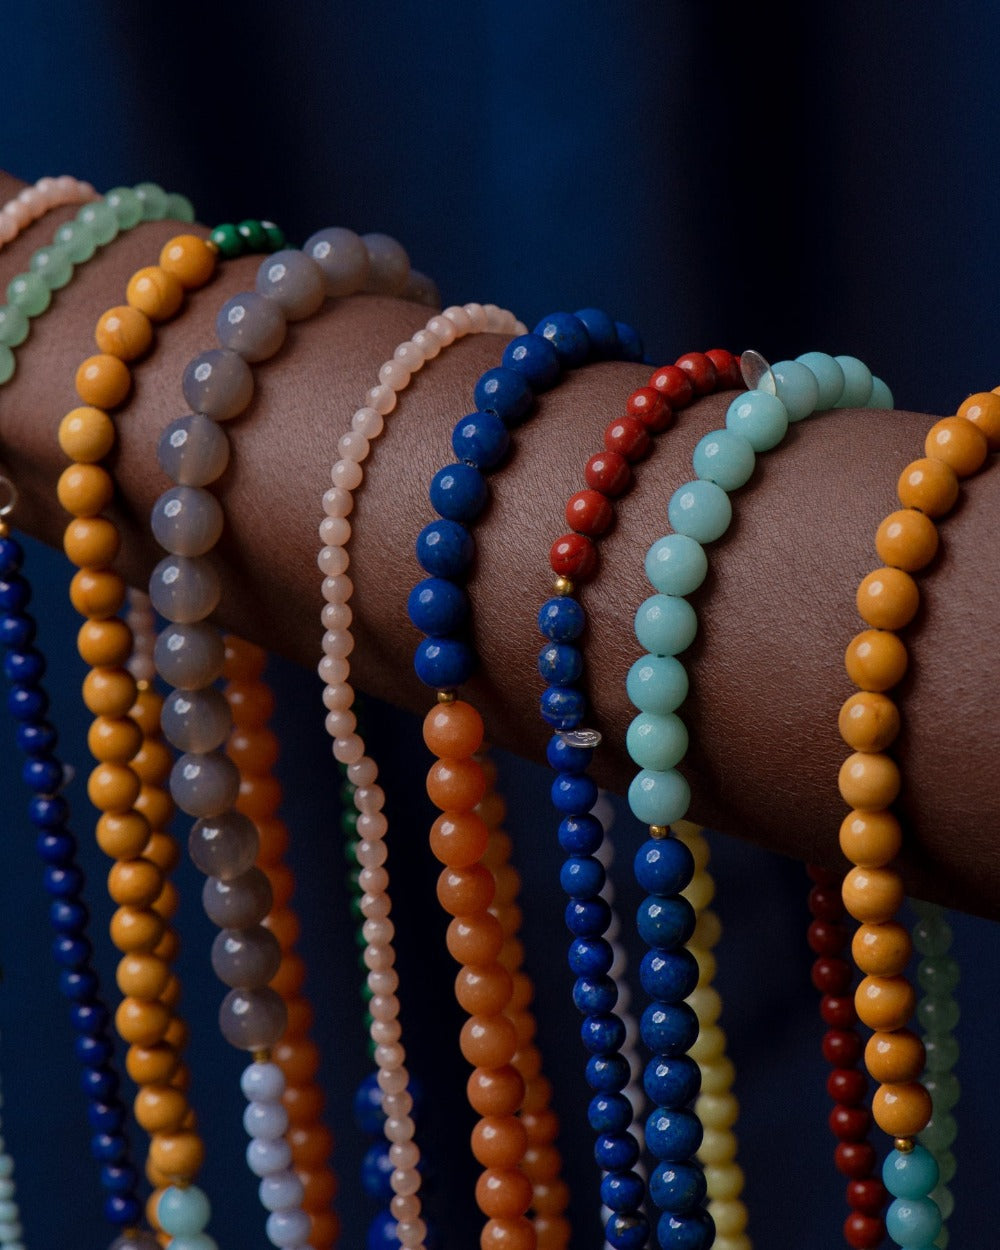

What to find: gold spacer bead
left=554, top=576, right=574, bottom=596
left=437, top=690, right=457, bottom=704
left=136, top=678, right=150, bottom=692
left=650, top=824, right=670, bottom=839
left=0, top=522, right=7, bottom=539
left=894, top=1136, right=915, bottom=1153
left=253, top=1047, right=271, bottom=1064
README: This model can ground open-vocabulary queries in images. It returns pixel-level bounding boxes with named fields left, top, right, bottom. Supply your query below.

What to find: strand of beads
left=0, top=173, right=96, bottom=248
left=412, top=309, right=642, bottom=1250
left=537, top=347, right=741, bottom=1250
left=0, top=481, right=148, bottom=1244
left=0, top=1046, right=23, bottom=1250
left=320, top=299, right=525, bottom=1250
left=838, top=389, right=998, bottom=1250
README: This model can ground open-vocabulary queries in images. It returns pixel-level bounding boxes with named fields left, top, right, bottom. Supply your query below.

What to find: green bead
left=210, top=223, right=243, bottom=258
left=6, top=271, right=51, bottom=317
left=930, top=1184, right=953, bottom=1221
left=349, top=895, right=364, bottom=920
left=104, top=186, right=142, bottom=229
left=76, top=199, right=119, bottom=245
left=166, top=192, right=196, bottom=223
left=135, top=181, right=169, bottom=220
left=263, top=221, right=286, bottom=251
left=237, top=219, right=269, bottom=252
left=0, top=305, right=29, bottom=347
left=54, top=219, right=97, bottom=263
left=917, top=955, right=960, bottom=995
left=361, top=980, right=373, bottom=1002
left=935, top=1226, right=949, bottom=1249
left=923, top=1034, right=959, bottom=1072
left=917, top=994, right=959, bottom=1033
left=354, top=928, right=367, bottom=950
left=913, top=913, right=952, bottom=956
left=0, top=346, right=14, bottom=385
left=938, top=1150, right=956, bottom=1185
left=357, top=949, right=368, bottom=974
left=923, top=1071, right=960, bottom=1112
left=30, top=243, right=73, bottom=290
left=919, top=1111, right=957, bottom=1152
left=342, top=809, right=359, bottom=838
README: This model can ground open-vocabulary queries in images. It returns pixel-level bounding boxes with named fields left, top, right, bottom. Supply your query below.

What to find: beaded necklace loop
left=0, top=174, right=97, bottom=248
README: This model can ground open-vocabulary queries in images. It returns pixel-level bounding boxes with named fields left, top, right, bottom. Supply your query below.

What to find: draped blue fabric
left=0, top=4, right=995, bottom=1246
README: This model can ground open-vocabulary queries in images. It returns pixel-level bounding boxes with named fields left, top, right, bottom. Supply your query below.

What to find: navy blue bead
left=640, top=1002, right=699, bottom=1056
left=44, top=864, right=84, bottom=898
left=546, top=733, right=593, bottom=775
left=104, top=1192, right=142, bottom=1228
left=75, top=1034, right=114, bottom=1067
left=37, top=830, right=77, bottom=866
left=428, top=462, right=487, bottom=522
left=634, top=837, right=694, bottom=896
left=533, top=312, right=592, bottom=367
left=572, top=974, right=618, bottom=1015
left=361, top=1140, right=395, bottom=1200
left=61, top=968, right=100, bottom=1002
left=0, top=535, right=23, bottom=575
left=353, top=1071, right=386, bottom=1134
left=537, top=641, right=583, bottom=687
left=565, top=896, right=611, bottom=937
left=558, top=813, right=603, bottom=854
left=588, top=1092, right=633, bottom=1134
left=574, top=307, right=619, bottom=356
left=639, top=948, right=699, bottom=1003
left=24, top=755, right=64, bottom=794
left=643, top=1056, right=701, bottom=1108
left=605, top=1211, right=650, bottom=1250
left=3, top=646, right=44, bottom=684
left=539, top=684, right=585, bottom=730
left=656, top=1208, right=715, bottom=1250
left=50, top=898, right=88, bottom=934
left=560, top=855, right=605, bottom=900
left=645, top=1107, right=703, bottom=1162
left=601, top=1169, right=646, bottom=1214
left=0, top=576, right=29, bottom=613
left=71, top=1001, right=110, bottom=1036
left=636, top=895, right=696, bottom=949
left=537, top=595, right=585, bottom=641
left=450, top=410, right=509, bottom=468
left=581, top=1012, right=626, bottom=1054
left=366, top=1209, right=400, bottom=1250
left=586, top=1053, right=631, bottom=1092
left=413, top=637, right=476, bottom=690
left=17, top=719, right=56, bottom=755
left=551, top=771, right=598, bottom=814
left=473, top=366, right=534, bottom=426
left=406, top=577, right=468, bottom=636
left=52, top=933, right=92, bottom=968
left=615, top=321, right=645, bottom=363
left=85, top=1091, right=123, bottom=1128
left=101, top=1162, right=139, bottom=1194
left=90, top=1132, right=128, bottom=1163
left=569, top=937, right=613, bottom=976
left=8, top=683, right=47, bottom=720
left=29, top=794, right=69, bottom=828
left=415, top=519, right=474, bottom=578
left=594, top=1131, right=640, bottom=1172
left=0, top=612, right=33, bottom=647
left=649, top=1162, right=707, bottom=1215
left=500, top=333, right=561, bottom=390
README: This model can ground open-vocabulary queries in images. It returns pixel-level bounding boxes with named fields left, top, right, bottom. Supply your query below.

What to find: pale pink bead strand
left=0, top=174, right=97, bottom=247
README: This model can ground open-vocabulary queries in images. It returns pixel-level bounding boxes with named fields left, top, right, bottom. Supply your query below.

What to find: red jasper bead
left=603, top=416, right=650, bottom=462
left=829, top=1105, right=872, bottom=1142
left=549, top=533, right=596, bottom=580
left=847, top=1178, right=887, bottom=1216
left=584, top=451, right=631, bottom=497
left=835, top=1141, right=877, bottom=1180
left=807, top=919, right=849, bottom=956
left=705, top=348, right=741, bottom=389
left=844, top=1212, right=885, bottom=1249
left=808, top=884, right=844, bottom=922
left=822, top=1029, right=863, bottom=1067
left=807, top=864, right=843, bottom=887
left=566, top=489, right=613, bottom=537
left=811, top=955, right=853, bottom=995
left=626, top=386, right=673, bottom=433
left=820, top=994, right=857, bottom=1029
left=648, top=363, right=693, bottom=408
left=827, top=1068, right=868, bottom=1106
left=675, top=351, right=718, bottom=396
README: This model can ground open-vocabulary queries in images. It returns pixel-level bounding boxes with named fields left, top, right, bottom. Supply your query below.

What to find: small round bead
left=361, top=232, right=410, bottom=294
left=75, top=354, right=131, bottom=408
left=182, top=348, right=254, bottom=421
left=95, top=305, right=153, bottom=361
left=218, top=986, right=287, bottom=1051
left=842, top=866, right=905, bottom=923
left=834, top=356, right=874, bottom=407
left=875, top=509, right=939, bottom=572
left=838, top=752, right=901, bottom=809
left=855, top=974, right=916, bottom=1030
left=896, top=457, right=959, bottom=517
left=872, top=1082, right=932, bottom=1137
left=959, top=390, right=1000, bottom=451
left=675, top=350, right=718, bottom=396
left=692, top=428, right=756, bottom=491
left=924, top=415, right=988, bottom=477
left=667, top=480, right=732, bottom=544
left=839, top=810, right=904, bottom=868
left=256, top=249, right=325, bottom=320
left=856, top=568, right=919, bottom=630
left=844, top=630, right=908, bottom=692
left=216, top=291, right=286, bottom=361
left=126, top=266, right=184, bottom=321
left=838, top=693, right=900, bottom=753
left=159, top=235, right=216, bottom=289
left=725, top=391, right=788, bottom=451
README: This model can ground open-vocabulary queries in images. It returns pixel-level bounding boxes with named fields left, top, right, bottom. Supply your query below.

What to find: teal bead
left=922, top=1034, right=959, bottom=1073
left=759, top=359, right=820, bottom=421
left=913, top=912, right=952, bottom=956
left=692, top=427, right=756, bottom=490
left=884, top=1144, right=939, bottom=1198
left=626, top=712, right=688, bottom=771
left=835, top=354, right=874, bottom=407
left=795, top=350, right=845, bottom=408
left=917, top=955, right=959, bottom=995
left=104, top=186, right=143, bottom=229
left=160, top=1236, right=218, bottom=1250
left=869, top=375, right=894, bottom=408
left=886, top=1194, right=941, bottom=1247
left=76, top=199, right=119, bottom=245
left=923, top=1071, right=960, bottom=1112
left=166, top=192, right=196, bottom=223
left=54, top=219, right=97, bottom=263
left=6, top=271, right=51, bottom=317
left=644, top=533, right=708, bottom=596
left=628, top=767, right=690, bottom=826
left=30, top=243, right=73, bottom=290
left=157, top=1183, right=211, bottom=1236
left=0, top=304, right=29, bottom=347
left=725, top=390, right=789, bottom=451
left=634, top=595, right=697, bottom=656
left=918, top=1112, right=957, bottom=1152
left=135, top=181, right=169, bottom=220
left=667, top=478, right=732, bottom=544
left=626, top=655, right=688, bottom=715
left=0, top=346, right=14, bottom=385
left=917, top=994, right=959, bottom=1033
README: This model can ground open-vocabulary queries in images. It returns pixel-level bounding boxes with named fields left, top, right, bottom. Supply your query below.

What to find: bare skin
left=0, top=172, right=996, bottom=914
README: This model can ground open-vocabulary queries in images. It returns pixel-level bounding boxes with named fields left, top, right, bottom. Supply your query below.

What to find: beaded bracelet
left=0, top=173, right=96, bottom=247
left=319, top=298, right=529, bottom=1250
left=836, top=390, right=998, bottom=1250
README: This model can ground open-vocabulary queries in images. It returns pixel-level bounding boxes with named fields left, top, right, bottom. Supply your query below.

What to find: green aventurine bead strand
left=913, top=900, right=959, bottom=1249
left=210, top=219, right=286, bottom=258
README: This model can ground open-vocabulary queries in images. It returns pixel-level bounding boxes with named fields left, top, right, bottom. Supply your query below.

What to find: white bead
left=389, top=1138, right=419, bottom=1169
left=258, top=1168, right=306, bottom=1212
left=390, top=1191, right=421, bottom=1220
left=333, top=733, right=365, bottom=764
left=367, top=383, right=397, bottom=414
left=375, top=1042, right=406, bottom=1070
left=331, top=457, right=364, bottom=490
left=425, top=314, right=457, bottom=345
left=241, top=1061, right=285, bottom=1101
left=377, top=1066, right=408, bottom=1095
left=354, top=784, right=386, bottom=812
left=325, top=708, right=357, bottom=738
left=370, top=994, right=400, bottom=1022
left=338, top=430, right=370, bottom=462
left=319, top=515, right=351, bottom=547
left=322, top=628, right=353, bottom=658
left=384, top=1114, right=416, bottom=1143
left=321, top=603, right=352, bottom=634
left=361, top=892, right=391, bottom=920
left=411, top=328, right=441, bottom=359
left=265, top=1207, right=312, bottom=1248
left=357, top=811, right=389, bottom=840
left=323, top=484, right=354, bottom=516
left=347, top=755, right=378, bottom=786
left=246, top=1136, right=293, bottom=1177
left=462, top=303, right=489, bottom=331
left=244, top=1099, right=289, bottom=1140
left=371, top=1018, right=402, bottom=1045
left=357, top=841, right=388, bottom=871
left=393, top=341, right=424, bottom=372
left=442, top=305, right=472, bottom=333
left=318, top=655, right=349, bottom=686
left=368, top=967, right=399, bottom=995
left=363, top=939, right=393, bottom=969
left=321, top=573, right=353, bottom=603
left=379, top=359, right=411, bottom=390
left=352, top=406, right=384, bottom=438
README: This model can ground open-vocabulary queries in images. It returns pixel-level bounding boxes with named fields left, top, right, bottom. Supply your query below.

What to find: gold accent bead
left=554, top=576, right=574, bottom=596
left=253, top=1048, right=271, bottom=1064
left=895, top=1136, right=915, bottom=1153
left=437, top=690, right=457, bottom=704
left=649, top=824, right=669, bottom=839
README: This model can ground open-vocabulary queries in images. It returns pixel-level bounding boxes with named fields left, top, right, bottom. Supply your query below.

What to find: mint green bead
left=6, top=271, right=50, bottom=316
left=104, top=186, right=143, bottom=228
left=634, top=594, right=697, bottom=656
left=30, top=243, right=73, bottom=290
left=930, top=1184, right=953, bottom=1220
left=0, top=305, right=28, bottom=347
left=886, top=1194, right=941, bottom=1247
left=626, top=711, right=688, bottom=771
left=725, top=390, right=789, bottom=451
left=919, top=1111, right=957, bottom=1152
left=76, top=199, right=119, bottom=245
left=135, top=181, right=169, bottom=220
left=759, top=359, right=820, bottom=421
left=160, top=1236, right=218, bottom=1250
left=917, top=955, right=959, bottom=995
left=917, top=994, right=959, bottom=1033
left=628, top=767, right=690, bottom=826
left=935, top=1226, right=949, bottom=1249
left=158, top=1183, right=211, bottom=1236
left=0, top=346, right=14, bottom=385
left=937, top=1150, right=956, bottom=1185
left=884, top=1144, right=939, bottom=1197
left=869, top=375, right=894, bottom=408
left=626, top=654, right=688, bottom=715
left=54, top=219, right=97, bottom=262
left=644, top=533, right=707, bottom=596
left=692, top=427, right=755, bottom=490
left=835, top=354, right=874, bottom=407
left=923, top=1071, right=960, bottom=1112
left=167, top=192, right=196, bottom=223
left=922, top=1034, right=958, bottom=1072
left=668, top=478, right=732, bottom=543
left=796, top=351, right=845, bottom=408
left=913, top=912, right=952, bottom=955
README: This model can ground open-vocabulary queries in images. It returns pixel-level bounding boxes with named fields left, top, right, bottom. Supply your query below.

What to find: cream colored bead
left=689, top=1023, right=727, bottom=1063
left=692, top=910, right=722, bottom=950
left=698, top=1056, right=736, bottom=1096
left=687, top=985, right=722, bottom=1027
left=683, top=868, right=716, bottom=913
left=702, top=1162, right=744, bottom=1201
left=698, top=1127, right=739, bottom=1165
left=709, top=1198, right=749, bottom=1238
left=692, top=945, right=717, bottom=986
left=696, top=1091, right=739, bottom=1131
